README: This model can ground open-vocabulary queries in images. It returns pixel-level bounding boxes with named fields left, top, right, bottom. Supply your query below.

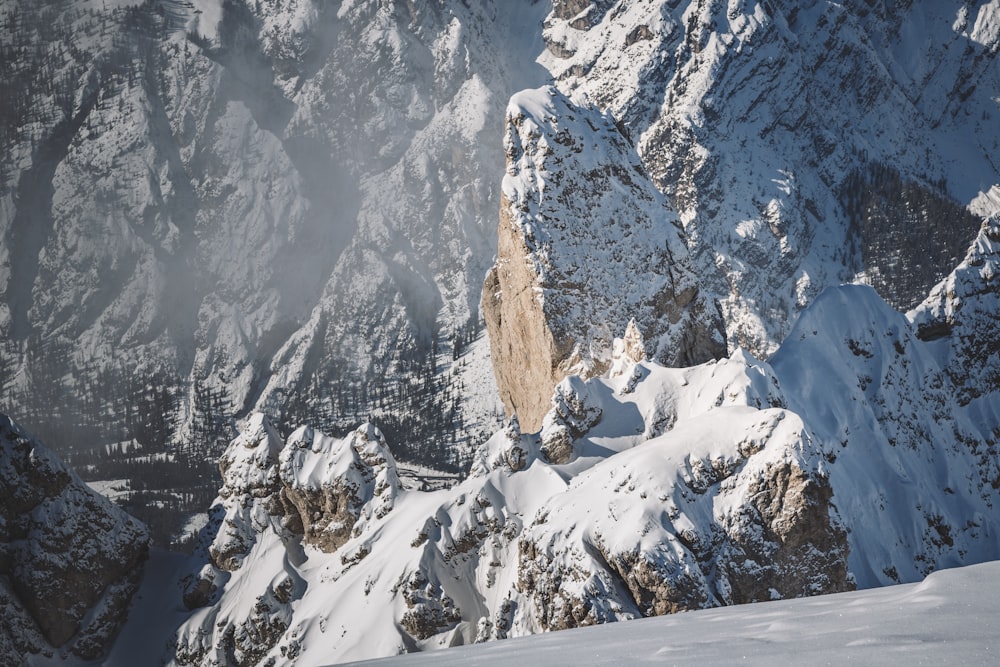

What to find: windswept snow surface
left=353, top=559, right=1000, bottom=667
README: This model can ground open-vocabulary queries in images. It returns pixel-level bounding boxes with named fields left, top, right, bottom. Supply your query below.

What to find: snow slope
left=353, top=559, right=1000, bottom=667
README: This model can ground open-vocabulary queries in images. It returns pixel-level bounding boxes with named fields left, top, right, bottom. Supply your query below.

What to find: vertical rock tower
left=483, top=86, right=724, bottom=430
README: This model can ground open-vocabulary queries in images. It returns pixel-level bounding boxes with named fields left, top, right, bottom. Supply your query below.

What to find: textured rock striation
left=0, top=413, right=149, bottom=662
left=483, top=86, right=725, bottom=430
left=540, top=0, right=1000, bottom=355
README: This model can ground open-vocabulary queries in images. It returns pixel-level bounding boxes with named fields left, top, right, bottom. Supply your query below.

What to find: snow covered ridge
left=910, top=213, right=1000, bottom=406
left=0, top=414, right=149, bottom=663
left=483, top=85, right=725, bottom=431
left=170, top=280, right=1000, bottom=664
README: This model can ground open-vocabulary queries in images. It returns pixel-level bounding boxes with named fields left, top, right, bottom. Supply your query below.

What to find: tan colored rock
left=718, top=461, right=854, bottom=604
left=277, top=423, right=398, bottom=554
left=483, top=87, right=725, bottom=432
left=483, top=199, right=578, bottom=432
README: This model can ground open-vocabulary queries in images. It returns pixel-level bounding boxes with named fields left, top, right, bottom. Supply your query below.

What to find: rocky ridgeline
left=0, top=414, right=149, bottom=663
left=483, top=86, right=725, bottom=431
left=169, top=256, right=1000, bottom=663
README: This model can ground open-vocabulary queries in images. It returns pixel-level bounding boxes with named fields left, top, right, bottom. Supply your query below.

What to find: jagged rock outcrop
left=208, top=413, right=284, bottom=572
left=277, top=423, right=399, bottom=553
left=910, top=213, right=1000, bottom=406
left=176, top=414, right=400, bottom=665
left=540, top=0, right=1000, bottom=355
left=0, top=413, right=149, bottom=662
left=516, top=403, right=852, bottom=632
left=483, top=85, right=725, bottom=431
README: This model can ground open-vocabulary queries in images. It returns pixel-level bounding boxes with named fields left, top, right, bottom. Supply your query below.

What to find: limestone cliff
left=483, top=86, right=725, bottom=431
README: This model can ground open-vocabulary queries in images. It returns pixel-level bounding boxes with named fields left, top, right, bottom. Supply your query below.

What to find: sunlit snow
left=353, top=560, right=1000, bottom=667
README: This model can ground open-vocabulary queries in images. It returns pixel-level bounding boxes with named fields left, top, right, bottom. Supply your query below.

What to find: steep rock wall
left=483, top=86, right=725, bottom=430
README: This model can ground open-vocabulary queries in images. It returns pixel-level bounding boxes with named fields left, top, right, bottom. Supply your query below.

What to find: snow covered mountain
left=165, top=262, right=1000, bottom=664
left=542, top=0, right=999, bottom=353
left=3, top=0, right=997, bottom=499
left=0, top=414, right=149, bottom=663
left=483, top=85, right=725, bottom=431
left=2, top=1, right=1000, bottom=664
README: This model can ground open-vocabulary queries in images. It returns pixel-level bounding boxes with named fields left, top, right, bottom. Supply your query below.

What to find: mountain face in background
left=0, top=0, right=550, bottom=540
left=1, top=0, right=1000, bottom=664
left=161, top=53, right=1000, bottom=659
left=1, top=0, right=998, bottom=543
left=0, top=414, right=149, bottom=663
left=540, top=0, right=999, bottom=352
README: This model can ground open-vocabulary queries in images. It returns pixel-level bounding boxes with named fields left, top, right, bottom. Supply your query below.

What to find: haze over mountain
left=1, top=0, right=999, bottom=664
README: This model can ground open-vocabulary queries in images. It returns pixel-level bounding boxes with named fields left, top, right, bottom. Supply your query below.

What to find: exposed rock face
left=717, top=460, right=850, bottom=604
left=176, top=414, right=400, bottom=665
left=209, top=414, right=284, bottom=572
left=483, top=86, right=725, bottom=430
left=278, top=423, right=399, bottom=553
left=0, top=413, right=149, bottom=662
left=910, top=213, right=1000, bottom=406
left=539, top=375, right=604, bottom=464
left=398, top=571, right=463, bottom=641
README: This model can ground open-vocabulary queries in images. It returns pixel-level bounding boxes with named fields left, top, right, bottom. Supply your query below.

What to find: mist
left=0, top=0, right=550, bottom=546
